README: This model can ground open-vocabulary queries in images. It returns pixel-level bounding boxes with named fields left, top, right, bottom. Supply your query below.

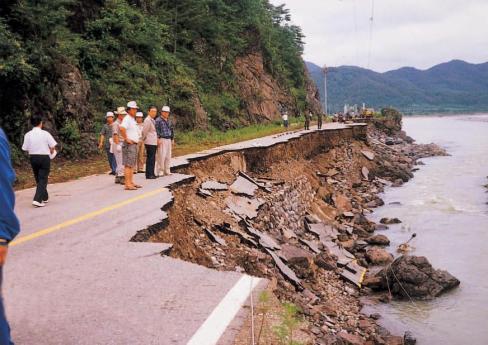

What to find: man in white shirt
left=112, top=107, right=126, bottom=185
left=21, top=115, right=57, bottom=207
left=120, top=101, right=142, bottom=190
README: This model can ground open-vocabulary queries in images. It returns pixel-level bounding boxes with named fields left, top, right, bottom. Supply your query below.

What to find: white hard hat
left=106, top=111, right=114, bottom=118
left=162, top=106, right=170, bottom=113
left=127, top=101, right=139, bottom=109
left=136, top=112, right=144, bottom=118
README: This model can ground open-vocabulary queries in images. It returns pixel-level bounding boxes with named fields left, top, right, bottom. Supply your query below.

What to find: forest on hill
left=306, top=60, right=488, bottom=114
left=0, top=0, right=321, bottom=160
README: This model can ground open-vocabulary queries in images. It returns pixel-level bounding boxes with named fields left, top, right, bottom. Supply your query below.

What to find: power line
left=367, top=0, right=375, bottom=69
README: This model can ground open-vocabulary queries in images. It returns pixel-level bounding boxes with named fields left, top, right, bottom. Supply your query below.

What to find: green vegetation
left=0, top=0, right=311, bottom=158
left=306, top=60, right=488, bottom=114
left=273, top=302, right=304, bottom=345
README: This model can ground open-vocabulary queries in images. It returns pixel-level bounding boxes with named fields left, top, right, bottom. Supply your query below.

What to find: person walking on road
left=112, top=107, right=126, bottom=185
left=142, top=106, right=158, bottom=179
left=317, top=112, right=323, bottom=129
left=99, top=112, right=116, bottom=175
left=155, top=106, right=174, bottom=176
left=0, top=128, right=21, bottom=345
left=282, top=111, right=289, bottom=129
left=120, top=101, right=142, bottom=190
left=135, top=112, right=145, bottom=174
left=304, top=112, right=310, bottom=130
left=21, top=115, right=57, bottom=207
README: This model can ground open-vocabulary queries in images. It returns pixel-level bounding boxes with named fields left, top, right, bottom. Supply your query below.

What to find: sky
left=269, top=0, right=488, bottom=72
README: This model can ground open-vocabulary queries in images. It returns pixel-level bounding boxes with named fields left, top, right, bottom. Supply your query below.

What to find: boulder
left=380, top=217, right=402, bottom=225
left=366, top=234, right=390, bottom=246
left=337, top=331, right=365, bottom=345
left=365, top=248, right=393, bottom=265
left=374, top=256, right=460, bottom=299
left=314, top=252, right=337, bottom=271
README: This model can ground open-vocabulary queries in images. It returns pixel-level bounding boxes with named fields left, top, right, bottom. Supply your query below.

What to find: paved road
left=4, top=123, right=364, bottom=344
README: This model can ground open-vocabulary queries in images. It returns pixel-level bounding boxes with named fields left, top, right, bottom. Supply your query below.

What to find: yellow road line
left=10, top=188, right=166, bottom=247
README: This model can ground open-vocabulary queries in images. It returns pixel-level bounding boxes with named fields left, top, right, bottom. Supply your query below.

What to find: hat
left=162, top=106, right=171, bottom=113
left=136, top=112, right=144, bottom=118
left=115, top=107, right=127, bottom=115
left=106, top=111, right=114, bottom=118
left=127, top=101, right=139, bottom=109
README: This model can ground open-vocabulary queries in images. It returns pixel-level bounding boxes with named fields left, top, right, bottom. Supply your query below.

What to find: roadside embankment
left=135, top=116, right=454, bottom=344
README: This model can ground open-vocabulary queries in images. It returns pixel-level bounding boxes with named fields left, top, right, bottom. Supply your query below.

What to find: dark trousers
left=0, top=266, right=14, bottom=345
left=105, top=147, right=117, bottom=174
left=29, top=155, right=50, bottom=203
left=305, top=120, right=310, bottom=130
left=145, top=144, right=157, bottom=178
left=318, top=118, right=323, bottom=129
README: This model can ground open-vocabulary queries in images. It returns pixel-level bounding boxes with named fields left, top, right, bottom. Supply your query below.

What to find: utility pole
left=322, top=65, right=328, bottom=115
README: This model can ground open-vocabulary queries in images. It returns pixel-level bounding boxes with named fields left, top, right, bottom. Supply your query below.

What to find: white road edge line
left=187, top=275, right=261, bottom=345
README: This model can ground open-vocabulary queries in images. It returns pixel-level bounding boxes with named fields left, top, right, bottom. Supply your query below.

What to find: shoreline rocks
left=374, top=256, right=460, bottom=299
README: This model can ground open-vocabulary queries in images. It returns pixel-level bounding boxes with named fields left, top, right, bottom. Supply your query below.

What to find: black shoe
left=146, top=176, right=157, bottom=180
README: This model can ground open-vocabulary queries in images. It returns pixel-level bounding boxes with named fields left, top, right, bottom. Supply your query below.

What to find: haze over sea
left=364, top=114, right=488, bottom=344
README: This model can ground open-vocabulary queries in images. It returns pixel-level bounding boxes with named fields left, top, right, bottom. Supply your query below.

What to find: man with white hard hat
left=112, top=107, right=127, bottom=185
left=99, top=111, right=116, bottom=175
left=119, top=101, right=142, bottom=190
left=155, top=105, right=174, bottom=176
left=135, top=111, right=145, bottom=173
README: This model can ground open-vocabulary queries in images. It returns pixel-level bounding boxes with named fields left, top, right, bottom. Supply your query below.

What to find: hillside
left=306, top=60, right=488, bottom=114
left=0, top=0, right=321, bottom=160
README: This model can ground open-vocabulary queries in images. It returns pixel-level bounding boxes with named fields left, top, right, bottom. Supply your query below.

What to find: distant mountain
left=306, top=60, right=488, bottom=114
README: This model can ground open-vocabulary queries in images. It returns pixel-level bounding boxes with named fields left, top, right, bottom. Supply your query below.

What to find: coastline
left=131, top=113, right=450, bottom=344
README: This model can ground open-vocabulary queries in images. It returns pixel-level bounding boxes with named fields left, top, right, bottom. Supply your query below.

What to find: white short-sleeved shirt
left=120, top=115, right=139, bottom=143
left=282, top=114, right=288, bottom=121
left=22, top=127, right=57, bottom=155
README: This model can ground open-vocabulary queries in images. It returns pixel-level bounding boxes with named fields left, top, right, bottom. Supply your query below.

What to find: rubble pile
left=149, top=116, right=456, bottom=344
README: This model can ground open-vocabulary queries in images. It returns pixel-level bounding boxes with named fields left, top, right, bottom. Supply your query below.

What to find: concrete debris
left=225, top=195, right=264, bottom=219
left=362, top=167, right=370, bottom=181
left=230, top=176, right=258, bottom=197
left=215, top=223, right=257, bottom=247
left=299, top=238, right=321, bottom=254
left=243, top=223, right=281, bottom=250
left=197, top=188, right=213, bottom=198
left=238, top=171, right=272, bottom=192
left=204, top=227, right=227, bottom=246
left=201, top=180, right=228, bottom=191
left=306, top=222, right=339, bottom=242
left=265, top=248, right=302, bottom=289
left=361, top=150, right=375, bottom=161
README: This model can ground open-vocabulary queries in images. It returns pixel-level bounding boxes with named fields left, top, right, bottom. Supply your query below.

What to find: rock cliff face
left=234, top=52, right=322, bottom=122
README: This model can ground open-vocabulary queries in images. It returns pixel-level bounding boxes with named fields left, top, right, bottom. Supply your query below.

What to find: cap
left=115, top=107, right=127, bottom=115
left=106, top=111, right=114, bottom=118
left=162, top=106, right=170, bottom=113
left=127, top=101, right=139, bottom=109
left=136, top=112, right=144, bottom=118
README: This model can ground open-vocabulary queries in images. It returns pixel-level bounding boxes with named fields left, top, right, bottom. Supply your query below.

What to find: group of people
left=281, top=111, right=324, bottom=130
left=98, top=101, right=174, bottom=191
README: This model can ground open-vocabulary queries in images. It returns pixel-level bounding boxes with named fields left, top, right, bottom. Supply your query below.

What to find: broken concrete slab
left=230, top=176, right=258, bottom=197
left=362, top=167, right=370, bottom=181
left=204, top=227, right=227, bottom=246
left=306, top=222, right=339, bottom=242
left=243, top=224, right=281, bottom=251
left=197, top=188, right=213, bottom=198
left=265, top=248, right=302, bottom=289
left=225, top=195, right=264, bottom=219
left=238, top=171, right=272, bottom=192
left=278, top=244, right=313, bottom=263
left=361, top=150, right=375, bottom=161
left=215, top=223, right=257, bottom=247
left=201, top=180, right=228, bottom=191
left=299, top=238, right=321, bottom=254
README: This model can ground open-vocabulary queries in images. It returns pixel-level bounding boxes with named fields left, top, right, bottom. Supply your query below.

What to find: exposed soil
left=146, top=116, right=447, bottom=344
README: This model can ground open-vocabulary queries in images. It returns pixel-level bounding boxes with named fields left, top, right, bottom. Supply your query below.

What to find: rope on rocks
left=386, top=263, right=419, bottom=308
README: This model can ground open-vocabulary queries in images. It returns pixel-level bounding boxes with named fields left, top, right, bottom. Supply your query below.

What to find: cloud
left=270, top=0, right=488, bottom=72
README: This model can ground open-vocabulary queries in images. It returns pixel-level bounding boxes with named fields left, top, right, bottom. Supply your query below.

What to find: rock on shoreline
left=374, top=256, right=460, bottom=299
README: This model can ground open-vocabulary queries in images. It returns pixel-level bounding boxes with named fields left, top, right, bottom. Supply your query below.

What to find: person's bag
left=49, top=149, right=57, bottom=160
left=116, top=144, right=122, bottom=153
left=109, top=138, right=114, bottom=154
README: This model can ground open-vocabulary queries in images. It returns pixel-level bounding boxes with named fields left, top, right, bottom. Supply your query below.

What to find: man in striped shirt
left=155, top=106, right=174, bottom=176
